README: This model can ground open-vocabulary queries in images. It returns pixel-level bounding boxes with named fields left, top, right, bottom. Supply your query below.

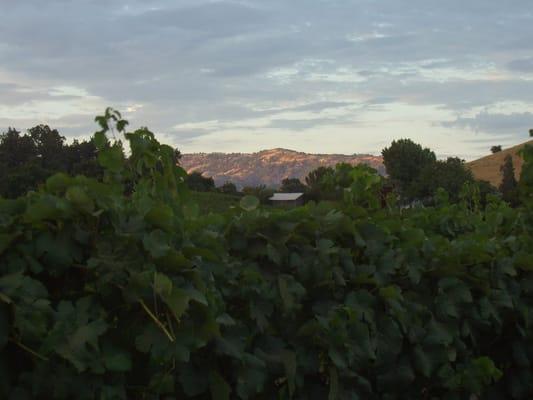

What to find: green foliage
left=519, top=144, right=533, bottom=206
left=190, top=191, right=241, bottom=214
left=381, top=138, right=436, bottom=196
left=305, top=166, right=334, bottom=201
left=318, top=163, right=383, bottom=206
left=499, top=155, right=519, bottom=206
left=1, top=110, right=533, bottom=399
left=0, top=126, right=102, bottom=198
left=413, top=157, right=475, bottom=203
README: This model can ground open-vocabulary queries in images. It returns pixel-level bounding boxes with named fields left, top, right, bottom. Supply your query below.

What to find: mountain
left=466, top=140, right=533, bottom=187
left=180, top=148, right=384, bottom=188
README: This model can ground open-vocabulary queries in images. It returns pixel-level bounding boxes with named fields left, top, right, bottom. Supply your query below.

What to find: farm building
left=269, top=192, right=305, bottom=207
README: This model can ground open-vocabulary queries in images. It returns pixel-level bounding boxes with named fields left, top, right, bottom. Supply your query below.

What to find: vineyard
left=1, top=109, right=533, bottom=399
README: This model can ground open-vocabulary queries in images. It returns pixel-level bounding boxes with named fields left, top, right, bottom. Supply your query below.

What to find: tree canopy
left=499, top=155, right=518, bottom=206
left=413, top=157, right=475, bottom=203
left=381, top=139, right=436, bottom=197
left=279, top=177, right=306, bottom=193
left=0, top=126, right=101, bottom=198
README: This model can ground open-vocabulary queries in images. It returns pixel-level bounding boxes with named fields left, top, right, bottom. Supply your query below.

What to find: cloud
left=441, top=111, right=533, bottom=135
left=0, top=0, right=533, bottom=158
left=507, top=58, right=533, bottom=73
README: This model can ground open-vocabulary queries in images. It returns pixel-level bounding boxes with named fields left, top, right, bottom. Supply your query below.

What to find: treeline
left=2, top=123, right=524, bottom=211
left=190, top=138, right=521, bottom=208
left=0, top=125, right=101, bottom=198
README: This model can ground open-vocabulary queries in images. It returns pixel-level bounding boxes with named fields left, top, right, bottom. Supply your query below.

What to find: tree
left=186, top=171, right=215, bottom=192
left=28, top=124, right=66, bottom=171
left=305, top=166, right=334, bottom=201
left=173, top=148, right=182, bottom=165
left=220, top=181, right=237, bottom=194
left=413, top=157, right=474, bottom=203
left=65, top=139, right=102, bottom=178
left=280, top=177, right=306, bottom=193
left=0, top=128, right=36, bottom=168
left=0, top=128, right=44, bottom=197
left=491, top=145, right=502, bottom=154
left=529, top=129, right=533, bottom=137
left=305, top=166, right=333, bottom=189
left=499, top=155, right=518, bottom=206
left=381, top=139, right=436, bottom=197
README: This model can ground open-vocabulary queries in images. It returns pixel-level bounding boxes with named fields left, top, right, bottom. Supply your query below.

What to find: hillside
left=466, top=140, right=533, bottom=187
left=180, top=148, right=384, bottom=188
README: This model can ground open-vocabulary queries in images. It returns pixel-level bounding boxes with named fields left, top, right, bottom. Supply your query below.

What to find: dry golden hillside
left=466, top=140, right=533, bottom=187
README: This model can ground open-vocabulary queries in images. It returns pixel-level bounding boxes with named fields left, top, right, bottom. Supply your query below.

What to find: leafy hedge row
left=1, top=110, right=533, bottom=399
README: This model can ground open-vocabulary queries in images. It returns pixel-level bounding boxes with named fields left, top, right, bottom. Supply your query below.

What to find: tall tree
left=28, top=125, right=66, bottom=171
left=381, top=139, right=436, bottom=197
left=305, top=166, right=334, bottom=201
left=499, top=155, right=518, bottom=206
left=0, top=128, right=36, bottom=168
left=305, top=166, right=333, bottom=189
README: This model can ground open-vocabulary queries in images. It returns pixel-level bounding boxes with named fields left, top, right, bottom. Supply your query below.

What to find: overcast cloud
left=1, top=0, right=532, bottom=158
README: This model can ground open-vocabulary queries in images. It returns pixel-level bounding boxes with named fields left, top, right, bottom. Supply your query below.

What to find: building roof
left=269, top=192, right=304, bottom=201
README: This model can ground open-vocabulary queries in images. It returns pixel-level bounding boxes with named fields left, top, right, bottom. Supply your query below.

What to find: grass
left=189, top=191, right=242, bottom=213
left=466, top=139, right=533, bottom=187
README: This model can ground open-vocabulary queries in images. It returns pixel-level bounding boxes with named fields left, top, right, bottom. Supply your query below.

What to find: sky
left=1, top=0, right=533, bottom=160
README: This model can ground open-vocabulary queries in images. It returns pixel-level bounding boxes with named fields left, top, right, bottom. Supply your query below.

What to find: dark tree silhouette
left=491, top=145, right=502, bottom=154
left=220, top=181, right=237, bottom=194
left=186, top=171, right=215, bottom=192
left=0, top=126, right=102, bottom=198
left=413, top=157, right=474, bottom=202
left=305, top=166, right=334, bottom=201
left=280, top=178, right=307, bottom=193
left=499, top=155, right=518, bottom=206
left=381, top=139, right=436, bottom=199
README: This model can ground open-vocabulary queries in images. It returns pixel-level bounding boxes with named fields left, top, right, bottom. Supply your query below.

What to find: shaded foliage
left=519, top=143, right=533, bottom=205
left=499, top=155, right=518, bottom=206
left=305, top=166, right=334, bottom=201
left=381, top=138, right=436, bottom=197
left=186, top=171, right=215, bottom=192
left=219, top=181, right=238, bottom=195
left=491, top=145, right=502, bottom=154
left=280, top=178, right=307, bottom=193
left=242, top=184, right=274, bottom=204
left=0, top=126, right=102, bottom=198
left=413, top=157, right=475, bottom=203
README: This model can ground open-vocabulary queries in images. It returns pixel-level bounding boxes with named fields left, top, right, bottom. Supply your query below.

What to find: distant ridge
left=466, top=140, right=533, bottom=187
left=180, top=148, right=384, bottom=188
